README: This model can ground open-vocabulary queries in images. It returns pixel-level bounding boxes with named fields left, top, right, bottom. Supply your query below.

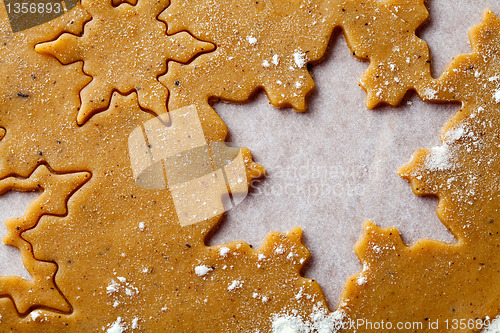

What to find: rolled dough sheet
left=0, top=0, right=500, bottom=329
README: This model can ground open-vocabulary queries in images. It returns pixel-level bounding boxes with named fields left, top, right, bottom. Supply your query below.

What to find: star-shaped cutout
left=36, top=0, right=214, bottom=125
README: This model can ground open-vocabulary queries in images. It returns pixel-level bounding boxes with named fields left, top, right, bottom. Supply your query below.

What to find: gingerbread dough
left=1, top=0, right=500, bottom=332
left=0, top=1, right=328, bottom=331
left=338, top=9, right=500, bottom=332
left=35, top=0, right=214, bottom=125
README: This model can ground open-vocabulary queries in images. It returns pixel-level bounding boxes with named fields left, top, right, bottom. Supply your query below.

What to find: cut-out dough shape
left=334, top=0, right=434, bottom=108
left=337, top=10, right=500, bottom=332
left=35, top=0, right=214, bottom=125
left=0, top=164, right=90, bottom=315
left=161, top=0, right=336, bottom=112
left=163, top=0, right=437, bottom=113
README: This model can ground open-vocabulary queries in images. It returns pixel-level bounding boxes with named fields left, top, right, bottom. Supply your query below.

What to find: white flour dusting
left=272, top=54, right=280, bottom=66
left=426, top=145, right=454, bottom=171
left=106, top=277, right=139, bottom=308
left=247, top=36, right=257, bottom=45
left=356, top=275, right=367, bottom=285
left=105, top=317, right=141, bottom=332
left=293, top=50, right=307, bottom=68
left=272, top=315, right=308, bottom=333
left=494, top=89, right=500, bottom=103
left=195, top=265, right=212, bottom=276
left=227, top=280, right=243, bottom=291
left=106, top=317, right=125, bottom=333
left=271, top=302, right=348, bottom=333
left=219, top=247, right=230, bottom=257
left=30, top=310, right=41, bottom=321
left=421, top=87, right=438, bottom=99
left=444, top=125, right=466, bottom=143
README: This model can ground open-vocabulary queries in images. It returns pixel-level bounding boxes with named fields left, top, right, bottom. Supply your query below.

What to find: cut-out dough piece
left=35, top=0, right=214, bottom=125
left=0, top=165, right=90, bottom=314
left=163, top=0, right=437, bottom=112
left=337, top=10, right=500, bottom=332
left=161, top=0, right=336, bottom=112
left=334, top=0, right=433, bottom=108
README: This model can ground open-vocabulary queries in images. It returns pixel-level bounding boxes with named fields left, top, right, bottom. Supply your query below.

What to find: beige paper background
left=1, top=0, right=500, bottom=318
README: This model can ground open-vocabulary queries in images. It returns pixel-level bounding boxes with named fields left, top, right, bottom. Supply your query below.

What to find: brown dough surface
left=339, top=9, right=500, bottom=332
left=35, top=0, right=214, bottom=125
left=0, top=1, right=328, bottom=331
left=1, top=0, right=500, bottom=332
left=163, top=0, right=433, bottom=112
